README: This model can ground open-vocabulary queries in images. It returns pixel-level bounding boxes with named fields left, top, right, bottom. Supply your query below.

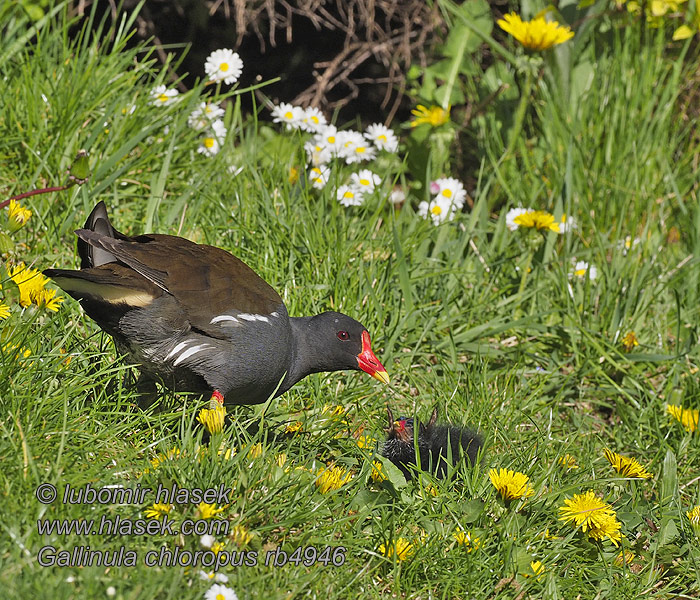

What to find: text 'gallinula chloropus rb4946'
left=44, top=202, right=390, bottom=404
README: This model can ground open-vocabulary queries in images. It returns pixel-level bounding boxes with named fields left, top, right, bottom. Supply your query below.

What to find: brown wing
left=75, top=230, right=284, bottom=337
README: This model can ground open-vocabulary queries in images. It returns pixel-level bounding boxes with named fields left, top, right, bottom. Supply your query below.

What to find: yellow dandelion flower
left=230, top=524, right=253, bottom=547
left=513, top=210, right=560, bottom=232
left=288, top=166, right=299, bottom=184
left=650, top=0, right=687, bottom=16
left=453, top=531, right=481, bottom=552
left=614, top=549, right=635, bottom=567
left=523, top=560, right=545, bottom=580
left=687, top=505, right=700, bottom=530
left=370, top=460, right=387, bottom=483
left=315, top=465, right=352, bottom=493
left=211, top=541, right=225, bottom=555
left=218, top=446, right=235, bottom=460
left=410, top=104, right=450, bottom=128
left=247, top=442, right=263, bottom=459
left=2, top=342, right=31, bottom=362
left=667, top=404, right=699, bottom=433
left=603, top=448, right=653, bottom=479
left=0, top=302, right=10, bottom=320
left=285, top=421, right=303, bottom=434
left=418, top=483, right=439, bottom=499
left=558, top=490, right=614, bottom=531
left=558, top=454, right=579, bottom=470
left=197, top=404, right=226, bottom=434
left=379, top=537, right=415, bottom=561
left=489, top=468, right=535, bottom=501
left=559, top=491, right=622, bottom=546
left=356, top=434, right=376, bottom=449
left=197, top=502, right=226, bottom=519
left=31, top=286, right=64, bottom=311
left=621, top=331, right=639, bottom=352
left=275, top=453, right=287, bottom=468
left=322, top=404, right=345, bottom=418
left=586, top=511, right=622, bottom=546
left=7, top=199, right=32, bottom=232
left=497, top=12, right=574, bottom=51
left=144, top=503, right=173, bottom=519
left=9, top=263, right=54, bottom=308
left=150, top=447, right=181, bottom=469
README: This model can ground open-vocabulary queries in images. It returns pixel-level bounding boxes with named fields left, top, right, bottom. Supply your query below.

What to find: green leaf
left=660, top=449, right=678, bottom=508
left=68, top=150, right=90, bottom=184
left=376, top=455, right=408, bottom=490
left=653, top=517, right=679, bottom=549
left=392, top=222, right=415, bottom=313
left=0, top=232, right=14, bottom=254
left=483, top=63, right=519, bottom=100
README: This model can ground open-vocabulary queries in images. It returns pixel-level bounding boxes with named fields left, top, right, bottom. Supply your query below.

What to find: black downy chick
left=381, top=407, right=483, bottom=479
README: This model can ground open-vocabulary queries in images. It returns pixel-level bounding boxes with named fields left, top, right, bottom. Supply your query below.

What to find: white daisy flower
left=431, top=177, right=466, bottom=210
left=198, top=136, right=220, bottom=157
left=571, top=260, right=598, bottom=280
left=344, top=144, right=377, bottom=164
left=336, top=130, right=368, bottom=162
left=417, top=195, right=458, bottom=225
left=505, top=207, right=532, bottom=231
left=350, top=170, right=381, bottom=193
left=389, top=187, right=406, bottom=204
left=199, top=571, right=229, bottom=583
left=338, top=130, right=377, bottom=164
left=309, top=165, right=331, bottom=189
left=337, top=184, right=364, bottom=207
left=204, top=49, right=243, bottom=85
left=304, top=140, right=332, bottom=167
left=188, top=102, right=225, bottom=130
left=314, top=125, right=343, bottom=154
left=200, top=534, right=215, bottom=549
left=106, top=587, right=116, bottom=597
left=365, top=123, right=398, bottom=152
left=150, top=85, right=179, bottom=107
left=204, top=584, right=238, bottom=600
left=300, top=107, right=327, bottom=133
left=558, top=214, right=577, bottom=233
left=198, top=119, right=227, bottom=157
left=618, top=235, right=641, bottom=256
left=211, top=119, right=227, bottom=140
left=271, top=102, right=305, bottom=130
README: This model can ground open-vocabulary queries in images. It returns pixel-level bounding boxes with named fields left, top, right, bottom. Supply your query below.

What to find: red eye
left=337, top=330, right=349, bottom=341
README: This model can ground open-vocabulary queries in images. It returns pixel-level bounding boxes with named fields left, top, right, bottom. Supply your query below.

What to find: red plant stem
left=0, top=183, right=73, bottom=210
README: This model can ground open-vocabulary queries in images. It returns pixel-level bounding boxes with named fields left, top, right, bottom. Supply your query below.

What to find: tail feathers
left=78, top=201, right=121, bottom=268
left=43, top=267, right=157, bottom=308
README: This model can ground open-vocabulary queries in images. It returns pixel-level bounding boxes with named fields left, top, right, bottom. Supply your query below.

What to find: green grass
left=2, top=3, right=700, bottom=599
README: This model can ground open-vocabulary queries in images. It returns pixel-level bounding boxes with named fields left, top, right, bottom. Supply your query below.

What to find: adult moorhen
left=44, top=202, right=390, bottom=404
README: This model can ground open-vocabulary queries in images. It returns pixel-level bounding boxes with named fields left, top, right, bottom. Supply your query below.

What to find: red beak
left=392, top=419, right=411, bottom=441
left=356, top=331, right=390, bottom=384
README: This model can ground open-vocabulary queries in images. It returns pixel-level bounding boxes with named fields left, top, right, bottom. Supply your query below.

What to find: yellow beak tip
left=372, top=370, right=391, bottom=385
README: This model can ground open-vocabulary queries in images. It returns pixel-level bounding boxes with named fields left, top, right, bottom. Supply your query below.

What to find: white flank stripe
left=210, top=315, right=240, bottom=325
left=238, top=313, right=270, bottom=324
left=173, top=344, right=209, bottom=366
left=165, top=340, right=190, bottom=361
left=270, top=311, right=280, bottom=318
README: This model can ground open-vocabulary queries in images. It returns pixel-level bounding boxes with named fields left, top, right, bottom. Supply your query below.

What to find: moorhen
left=381, top=407, right=482, bottom=478
left=44, top=202, right=390, bottom=404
